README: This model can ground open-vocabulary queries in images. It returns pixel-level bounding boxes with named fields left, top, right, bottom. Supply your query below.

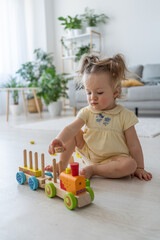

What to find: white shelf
left=61, top=31, right=101, bottom=73
left=63, top=33, right=90, bottom=41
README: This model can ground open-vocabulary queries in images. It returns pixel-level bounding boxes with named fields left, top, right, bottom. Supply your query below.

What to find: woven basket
left=27, top=98, right=43, bottom=113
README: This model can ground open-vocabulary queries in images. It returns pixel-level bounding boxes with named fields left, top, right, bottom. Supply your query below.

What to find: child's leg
left=80, top=156, right=137, bottom=179
left=45, top=130, right=85, bottom=172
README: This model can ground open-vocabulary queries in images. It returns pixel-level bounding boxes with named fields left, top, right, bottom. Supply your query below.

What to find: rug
left=16, top=116, right=160, bottom=138
left=135, top=118, right=160, bottom=137
left=16, top=116, right=76, bottom=132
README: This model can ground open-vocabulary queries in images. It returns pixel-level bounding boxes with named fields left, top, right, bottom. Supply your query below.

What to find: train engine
left=60, top=163, right=86, bottom=195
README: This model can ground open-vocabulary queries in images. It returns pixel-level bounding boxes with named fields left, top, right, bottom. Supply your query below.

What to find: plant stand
left=0, top=87, right=42, bottom=121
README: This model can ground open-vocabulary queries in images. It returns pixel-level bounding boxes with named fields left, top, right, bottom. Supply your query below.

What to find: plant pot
left=10, top=104, right=21, bottom=116
left=48, top=101, right=62, bottom=117
left=65, top=29, right=74, bottom=37
left=86, top=26, right=98, bottom=33
left=27, top=98, right=43, bottom=113
left=73, top=29, right=82, bottom=36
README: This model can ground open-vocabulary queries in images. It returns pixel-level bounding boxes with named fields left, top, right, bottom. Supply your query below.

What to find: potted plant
left=2, top=76, right=22, bottom=115
left=72, top=15, right=83, bottom=35
left=74, top=44, right=92, bottom=62
left=58, top=15, right=82, bottom=36
left=81, top=7, right=109, bottom=33
left=37, top=68, right=69, bottom=117
left=16, top=48, right=55, bottom=112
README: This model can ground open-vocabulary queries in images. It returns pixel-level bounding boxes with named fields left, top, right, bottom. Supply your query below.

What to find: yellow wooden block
left=66, top=168, right=71, bottom=174
left=76, top=152, right=82, bottom=158
left=19, top=166, right=42, bottom=177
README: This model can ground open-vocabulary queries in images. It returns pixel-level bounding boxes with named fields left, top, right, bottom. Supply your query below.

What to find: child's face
left=83, top=72, right=118, bottom=111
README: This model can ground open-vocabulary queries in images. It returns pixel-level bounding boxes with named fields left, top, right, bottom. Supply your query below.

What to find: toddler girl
left=45, top=54, right=152, bottom=181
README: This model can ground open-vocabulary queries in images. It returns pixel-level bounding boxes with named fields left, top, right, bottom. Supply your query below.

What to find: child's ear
left=113, top=87, right=120, bottom=99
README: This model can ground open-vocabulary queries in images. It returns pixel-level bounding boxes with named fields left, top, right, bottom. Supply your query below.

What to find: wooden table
left=0, top=87, right=42, bottom=121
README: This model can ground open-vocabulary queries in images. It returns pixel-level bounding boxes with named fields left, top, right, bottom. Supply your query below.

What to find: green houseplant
left=61, top=38, right=70, bottom=57
left=58, top=15, right=82, bottom=36
left=2, top=76, right=23, bottom=115
left=37, top=68, right=69, bottom=116
left=16, top=48, right=55, bottom=113
left=3, top=76, right=21, bottom=104
left=16, top=48, right=55, bottom=88
left=75, top=44, right=93, bottom=62
left=81, top=7, right=109, bottom=32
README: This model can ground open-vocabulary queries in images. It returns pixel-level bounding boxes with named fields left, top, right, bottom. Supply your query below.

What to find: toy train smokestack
left=70, top=162, right=79, bottom=176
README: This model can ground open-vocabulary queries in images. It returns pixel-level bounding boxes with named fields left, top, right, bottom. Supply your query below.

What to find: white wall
left=51, top=0, right=160, bottom=71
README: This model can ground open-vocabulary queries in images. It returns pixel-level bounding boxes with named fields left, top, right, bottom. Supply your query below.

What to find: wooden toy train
left=16, top=150, right=94, bottom=210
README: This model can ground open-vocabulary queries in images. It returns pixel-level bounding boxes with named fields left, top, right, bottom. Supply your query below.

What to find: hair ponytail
left=107, top=54, right=127, bottom=81
left=80, top=55, right=100, bottom=74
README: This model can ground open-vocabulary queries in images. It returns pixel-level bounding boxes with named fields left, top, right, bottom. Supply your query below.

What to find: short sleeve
left=120, top=108, right=139, bottom=131
left=76, top=107, right=89, bottom=123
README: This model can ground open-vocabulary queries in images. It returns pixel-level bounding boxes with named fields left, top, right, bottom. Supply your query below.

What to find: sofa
left=68, top=64, right=160, bottom=116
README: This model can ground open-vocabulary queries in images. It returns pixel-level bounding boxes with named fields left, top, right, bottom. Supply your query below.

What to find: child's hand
left=48, top=139, right=66, bottom=155
left=131, top=168, right=152, bottom=181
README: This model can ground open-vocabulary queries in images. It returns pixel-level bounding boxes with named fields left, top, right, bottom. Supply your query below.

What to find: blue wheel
left=28, top=176, right=39, bottom=190
left=45, top=172, right=53, bottom=178
left=16, top=172, right=26, bottom=185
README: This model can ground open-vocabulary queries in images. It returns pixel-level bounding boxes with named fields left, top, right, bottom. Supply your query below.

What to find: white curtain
left=0, top=0, right=47, bottom=84
left=0, top=0, right=47, bottom=114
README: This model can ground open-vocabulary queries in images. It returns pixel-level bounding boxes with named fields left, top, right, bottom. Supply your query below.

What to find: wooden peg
left=34, top=152, right=38, bottom=171
left=41, top=153, right=45, bottom=178
left=58, top=161, right=63, bottom=174
left=29, top=151, right=33, bottom=169
left=23, top=149, right=27, bottom=167
left=52, top=158, right=57, bottom=183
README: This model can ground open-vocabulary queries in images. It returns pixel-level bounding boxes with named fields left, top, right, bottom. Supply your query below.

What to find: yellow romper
left=76, top=104, right=138, bottom=165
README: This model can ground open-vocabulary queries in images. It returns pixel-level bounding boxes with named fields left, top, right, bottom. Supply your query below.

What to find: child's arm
left=48, top=118, right=85, bottom=155
left=124, top=126, right=152, bottom=181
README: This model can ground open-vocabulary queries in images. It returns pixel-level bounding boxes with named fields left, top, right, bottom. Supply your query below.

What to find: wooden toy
left=30, top=141, right=35, bottom=144
left=16, top=150, right=94, bottom=210
left=54, top=146, right=65, bottom=153
left=53, top=149, right=74, bottom=164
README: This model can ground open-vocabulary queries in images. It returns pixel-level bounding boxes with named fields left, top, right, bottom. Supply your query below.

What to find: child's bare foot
left=45, top=165, right=53, bottom=172
left=80, top=166, right=94, bottom=179
left=45, top=163, right=59, bottom=173
left=45, top=162, right=65, bottom=174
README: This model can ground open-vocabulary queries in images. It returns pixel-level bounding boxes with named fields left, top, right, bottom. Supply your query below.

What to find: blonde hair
left=79, top=54, right=128, bottom=98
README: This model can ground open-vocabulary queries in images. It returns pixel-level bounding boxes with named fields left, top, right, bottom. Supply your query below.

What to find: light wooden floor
left=0, top=112, right=160, bottom=240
